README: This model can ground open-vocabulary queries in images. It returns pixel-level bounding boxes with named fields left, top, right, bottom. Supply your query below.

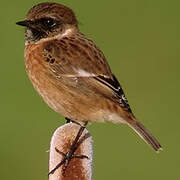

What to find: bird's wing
left=94, top=74, right=132, bottom=113
left=42, top=36, right=132, bottom=113
left=42, top=35, right=112, bottom=78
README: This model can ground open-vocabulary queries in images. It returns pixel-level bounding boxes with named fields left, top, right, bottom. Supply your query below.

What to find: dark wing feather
left=94, top=74, right=132, bottom=113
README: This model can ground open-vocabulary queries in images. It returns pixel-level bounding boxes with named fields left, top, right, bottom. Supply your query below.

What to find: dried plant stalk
left=49, top=123, right=93, bottom=180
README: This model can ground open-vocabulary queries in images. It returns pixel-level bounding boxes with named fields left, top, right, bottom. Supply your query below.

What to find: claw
left=49, top=147, right=89, bottom=176
left=73, top=154, right=89, bottom=159
left=55, top=147, right=66, bottom=156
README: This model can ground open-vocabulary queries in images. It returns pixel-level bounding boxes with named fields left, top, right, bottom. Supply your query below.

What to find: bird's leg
left=65, top=117, right=81, bottom=126
left=65, top=117, right=71, bottom=123
left=48, top=121, right=88, bottom=176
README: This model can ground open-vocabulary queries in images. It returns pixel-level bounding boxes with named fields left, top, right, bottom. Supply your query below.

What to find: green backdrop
left=1, top=0, right=180, bottom=179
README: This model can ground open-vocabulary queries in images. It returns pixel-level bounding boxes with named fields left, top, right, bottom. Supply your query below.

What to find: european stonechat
left=16, top=2, right=162, bottom=175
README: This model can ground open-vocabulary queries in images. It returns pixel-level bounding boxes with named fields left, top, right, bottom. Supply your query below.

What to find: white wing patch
left=76, top=69, right=96, bottom=77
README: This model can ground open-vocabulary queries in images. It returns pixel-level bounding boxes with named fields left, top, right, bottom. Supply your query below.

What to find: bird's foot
left=48, top=147, right=88, bottom=176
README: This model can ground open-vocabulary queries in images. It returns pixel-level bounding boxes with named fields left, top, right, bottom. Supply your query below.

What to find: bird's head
left=16, top=2, right=78, bottom=45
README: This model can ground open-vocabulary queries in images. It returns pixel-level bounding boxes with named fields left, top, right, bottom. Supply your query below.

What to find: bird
left=16, top=2, right=162, bottom=175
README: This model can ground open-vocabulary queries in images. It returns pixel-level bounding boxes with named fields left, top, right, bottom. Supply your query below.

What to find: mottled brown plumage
left=27, top=2, right=77, bottom=26
left=17, top=2, right=162, bottom=154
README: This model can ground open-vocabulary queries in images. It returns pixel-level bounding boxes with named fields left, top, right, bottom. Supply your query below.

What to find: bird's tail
left=127, top=120, right=162, bottom=152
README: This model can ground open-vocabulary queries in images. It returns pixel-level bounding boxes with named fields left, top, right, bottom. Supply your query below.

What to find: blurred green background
left=1, top=0, right=180, bottom=179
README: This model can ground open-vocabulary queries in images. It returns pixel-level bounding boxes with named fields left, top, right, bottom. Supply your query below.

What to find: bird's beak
left=16, top=20, right=33, bottom=28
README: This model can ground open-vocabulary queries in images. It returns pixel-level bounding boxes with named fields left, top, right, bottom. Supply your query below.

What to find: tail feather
left=128, top=121, right=162, bottom=152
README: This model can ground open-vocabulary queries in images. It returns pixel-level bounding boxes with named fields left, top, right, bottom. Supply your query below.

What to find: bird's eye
left=40, top=18, right=57, bottom=28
